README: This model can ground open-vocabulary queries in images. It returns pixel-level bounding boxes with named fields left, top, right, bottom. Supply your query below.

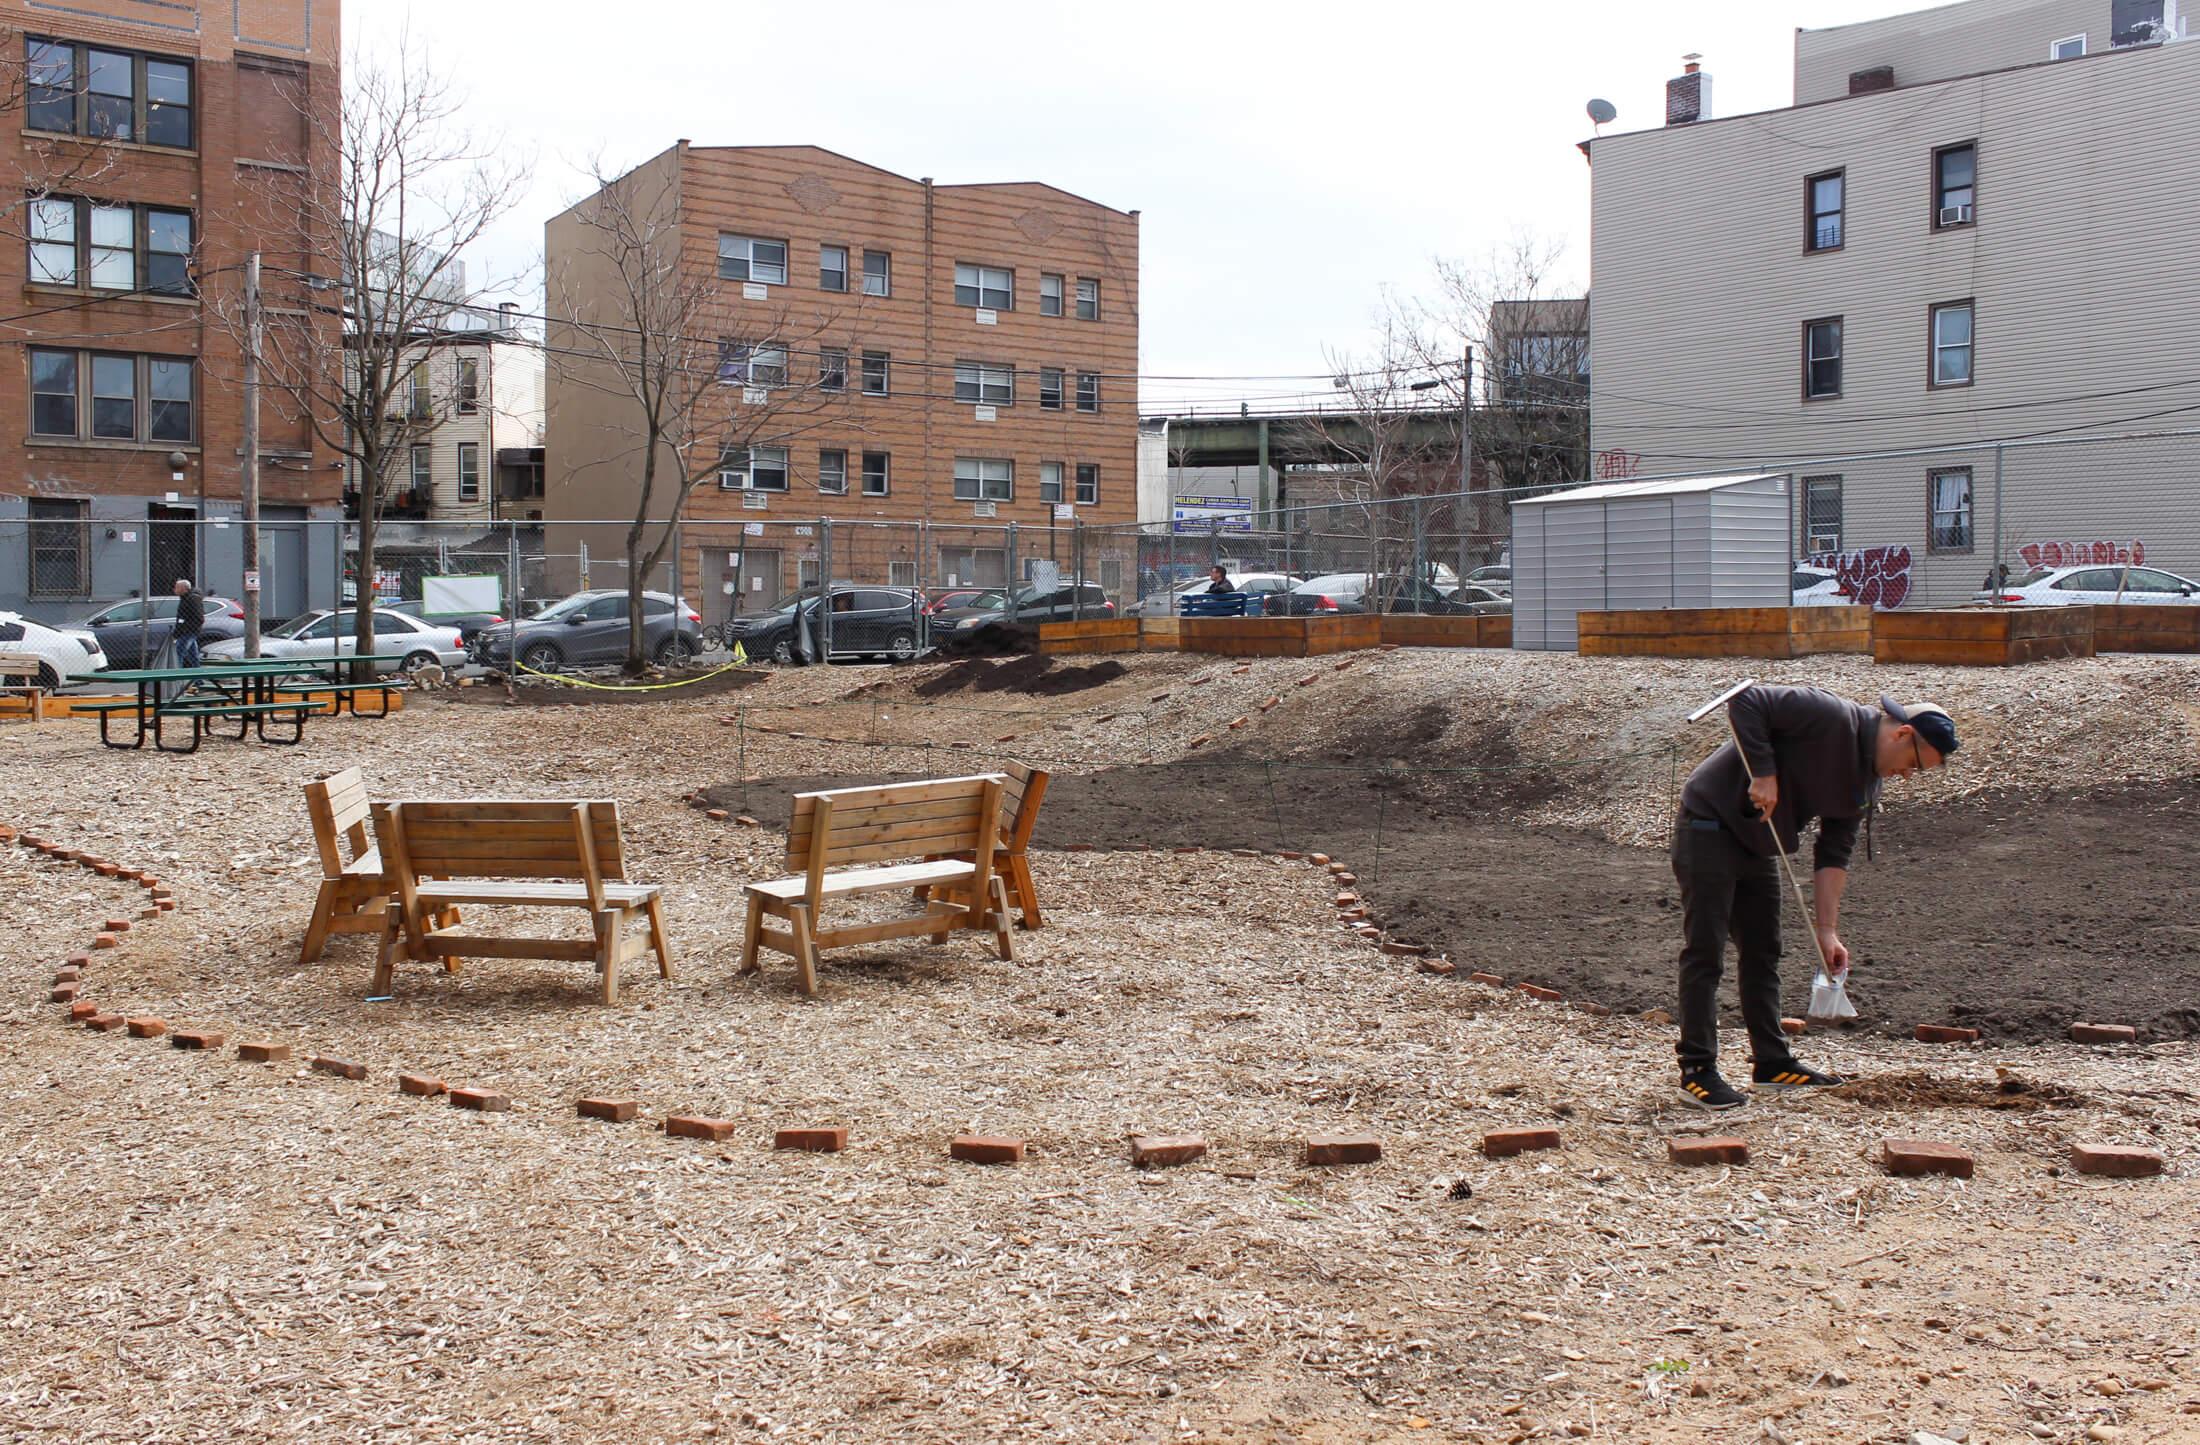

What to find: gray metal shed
left=1510, top=473, right=1792, bottom=651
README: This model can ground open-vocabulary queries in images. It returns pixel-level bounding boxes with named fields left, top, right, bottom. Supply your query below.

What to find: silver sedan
left=204, top=608, right=467, bottom=673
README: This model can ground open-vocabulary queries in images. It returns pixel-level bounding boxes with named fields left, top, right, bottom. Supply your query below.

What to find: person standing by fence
left=171, top=578, right=205, bottom=668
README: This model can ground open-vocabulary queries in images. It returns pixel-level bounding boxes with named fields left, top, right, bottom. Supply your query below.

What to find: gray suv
left=933, top=580, right=1114, bottom=638
left=477, top=589, right=703, bottom=673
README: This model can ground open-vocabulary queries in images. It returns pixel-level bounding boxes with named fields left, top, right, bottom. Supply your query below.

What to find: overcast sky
left=354, top=0, right=1908, bottom=413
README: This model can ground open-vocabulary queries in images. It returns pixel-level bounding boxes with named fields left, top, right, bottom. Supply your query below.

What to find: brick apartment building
left=0, top=0, right=341, bottom=624
left=544, top=143, right=1139, bottom=626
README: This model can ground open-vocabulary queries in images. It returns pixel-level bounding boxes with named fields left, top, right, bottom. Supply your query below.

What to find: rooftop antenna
left=1586, top=98, right=1617, bottom=134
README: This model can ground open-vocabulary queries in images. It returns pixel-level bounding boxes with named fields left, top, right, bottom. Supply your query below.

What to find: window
left=1933, top=143, right=1976, bottom=226
left=1802, top=475, right=1843, bottom=552
left=1040, top=273, right=1064, bottom=317
left=29, top=498, right=87, bottom=596
left=1807, top=170, right=1844, bottom=251
left=720, top=445, right=790, bottom=491
left=29, top=349, right=76, bottom=435
left=748, top=343, right=789, bottom=388
left=860, top=350, right=889, bottom=396
left=456, top=442, right=480, bottom=501
left=862, top=250, right=890, bottom=297
left=29, top=201, right=193, bottom=294
left=24, top=41, right=192, bottom=147
left=455, top=357, right=479, bottom=413
left=409, top=364, right=432, bottom=418
left=89, top=354, right=135, bottom=438
left=954, top=263, right=1014, bottom=310
left=817, top=448, right=848, bottom=495
left=145, top=208, right=190, bottom=293
left=1039, top=461, right=1064, bottom=503
left=409, top=443, right=432, bottom=494
left=2112, top=0, right=2167, bottom=46
left=1039, top=367, right=1064, bottom=410
left=29, top=199, right=76, bottom=286
left=954, top=360, right=1014, bottom=405
left=717, top=235, right=788, bottom=285
left=818, top=346, right=847, bottom=392
left=819, top=244, right=848, bottom=292
left=147, top=357, right=191, bottom=441
left=954, top=457, right=1013, bottom=502
left=2051, top=33, right=2088, bottom=58
left=88, top=205, right=132, bottom=289
left=1928, top=468, right=1973, bottom=553
left=1076, top=464, right=1099, bottom=505
left=1803, top=318, right=1842, bottom=400
left=861, top=451, right=890, bottom=496
left=1074, top=277, right=1099, bottom=320
left=1930, top=301, right=1974, bottom=387
left=1075, top=371, right=1099, bottom=412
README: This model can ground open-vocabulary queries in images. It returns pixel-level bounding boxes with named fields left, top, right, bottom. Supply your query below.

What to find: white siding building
left=1586, top=0, right=2199, bottom=606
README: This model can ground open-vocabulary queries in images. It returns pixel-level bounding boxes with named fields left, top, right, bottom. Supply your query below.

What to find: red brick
left=1306, top=1134, right=1381, bottom=1166
left=1519, top=984, right=1564, bottom=1002
left=126, top=1017, right=167, bottom=1038
left=1333, top=658, right=1355, bottom=671
left=1231, top=664, right=1251, bottom=674
left=85, top=1013, right=125, bottom=1032
left=775, top=1126, right=849, bottom=1152
left=2069, top=1143, right=2163, bottom=1179
left=1484, top=1127, right=1562, bottom=1158
left=398, top=1073, right=447, bottom=1097
left=1172, top=846, right=1202, bottom=854
left=149, top=886, right=173, bottom=900
left=102, top=919, right=130, bottom=933
left=1327, top=861, right=1350, bottom=873
left=2071, top=1023, right=2138, bottom=1045
left=579, top=1097, right=639, bottom=1122
left=1226, top=717, right=1246, bottom=730
left=1258, top=696, right=1281, bottom=711
left=170, top=1030, right=223, bottom=1051
left=1668, top=1136, right=1750, bottom=1167
left=65, top=951, right=89, bottom=967
left=705, top=809, right=729, bottom=820
left=1379, top=941, right=1425, bottom=957
left=995, top=732, right=1017, bottom=743
left=1781, top=1017, right=1808, bottom=1036
left=1309, top=854, right=1331, bottom=865
left=1915, top=1024, right=1979, bottom=1044
left=1333, top=871, right=1358, bottom=886
left=312, top=1056, right=367, bottom=1081
left=735, top=815, right=760, bottom=827
left=49, top=982, right=78, bottom=1003
left=68, top=1000, right=98, bottom=1021
left=156, top=900, right=175, bottom=911
left=950, top=1135, right=1025, bottom=1165
left=665, top=1115, right=739, bottom=1142
left=1230, top=847, right=1261, bottom=858
left=236, top=1042, right=291, bottom=1063
left=1278, top=851, right=1303, bottom=860
left=1130, top=1134, right=1207, bottom=1168
left=1187, top=734, right=1211, bottom=748
left=1575, top=1002, right=1611, bottom=1017
left=1418, top=958, right=1457, bottom=976
left=91, top=933, right=119, bottom=949
left=1296, top=673, right=1320, bottom=687
left=138, top=907, right=160, bottom=920
left=94, top=862, right=118, bottom=877
left=1469, top=972, right=1507, bottom=986
left=451, top=1087, right=511, bottom=1112
left=1882, top=1139, right=1974, bottom=1178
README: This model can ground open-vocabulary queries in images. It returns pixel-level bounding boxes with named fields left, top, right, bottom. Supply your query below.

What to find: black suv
left=727, top=586, right=927, bottom=665
left=932, top=580, right=1114, bottom=640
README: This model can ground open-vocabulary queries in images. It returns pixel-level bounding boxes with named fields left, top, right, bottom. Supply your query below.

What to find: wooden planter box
left=1577, top=606, right=1872, bottom=658
left=1377, top=614, right=1512, bottom=648
left=1873, top=606, right=2094, bottom=666
left=2094, top=603, right=2200, bottom=653
left=1036, top=619, right=1141, bottom=656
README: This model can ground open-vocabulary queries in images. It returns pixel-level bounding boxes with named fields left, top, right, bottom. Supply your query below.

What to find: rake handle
left=1721, top=712, right=1841, bottom=981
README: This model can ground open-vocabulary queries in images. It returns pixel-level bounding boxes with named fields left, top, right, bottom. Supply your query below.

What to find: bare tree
left=0, top=30, right=135, bottom=241
left=234, top=39, right=525, bottom=675
left=547, top=158, right=855, bottom=672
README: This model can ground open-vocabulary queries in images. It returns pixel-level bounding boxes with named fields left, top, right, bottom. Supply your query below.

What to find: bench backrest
left=303, top=766, right=374, bottom=878
left=787, top=774, right=1005, bottom=871
left=995, top=760, right=1050, bottom=855
left=372, top=800, right=629, bottom=885
left=0, top=651, right=46, bottom=680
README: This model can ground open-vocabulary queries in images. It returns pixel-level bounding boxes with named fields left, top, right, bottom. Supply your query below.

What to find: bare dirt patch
left=908, top=653, right=1128, bottom=698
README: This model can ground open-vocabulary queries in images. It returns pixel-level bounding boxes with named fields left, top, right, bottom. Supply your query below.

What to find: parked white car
left=1130, top=571, right=1300, bottom=617
left=204, top=608, right=467, bottom=672
left=1792, top=564, right=1856, bottom=605
left=1975, top=564, right=2200, bottom=605
left=0, top=612, right=107, bottom=687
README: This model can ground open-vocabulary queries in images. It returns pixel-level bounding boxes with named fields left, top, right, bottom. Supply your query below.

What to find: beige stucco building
left=1587, top=0, right=2199, bottom=605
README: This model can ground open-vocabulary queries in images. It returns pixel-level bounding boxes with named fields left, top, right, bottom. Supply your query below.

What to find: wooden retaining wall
left=2094, top=603, right=2200, bottom=653
left=1873, top=606, right=2095, bottom=666
left=1038, top=615, right=1384, bottom=658
left=1577, top=606, right=1872, bottom=659
left=1376, top=615, right=1513, bottom=649
left=1035, top=618, right=1141, bottom=656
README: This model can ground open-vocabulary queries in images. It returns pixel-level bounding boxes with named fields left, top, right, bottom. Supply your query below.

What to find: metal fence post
left=1007, top=521, right=1019, bottom=596
left=1073, top=520, right=1085, bottom=619
left=819, top=517, right=834, bottom=660
left=1992, top=444, right=2005, bottom=584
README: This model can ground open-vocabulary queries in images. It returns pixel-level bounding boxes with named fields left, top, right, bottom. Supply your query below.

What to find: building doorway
left=147, top=502, right=197, bottom=593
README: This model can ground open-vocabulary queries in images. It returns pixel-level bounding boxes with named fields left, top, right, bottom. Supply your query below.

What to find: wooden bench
left=740, top=774, right=1014, bottom=995
left=922, top=759, right=1051, bottom=929
left=0, top=650, right=51, bottom=720
left=300, top=768, right=407, bottom=963
left=370, top=800, right=673, bottom=1004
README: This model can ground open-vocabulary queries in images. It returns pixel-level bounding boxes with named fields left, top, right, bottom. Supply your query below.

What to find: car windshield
left=768, top=590, right=816, bottom=613
left=2012, top=567, right=2055, bottom=587
left=271, top=611, right=328, bottom=639
left=961, top=590, right=1009, bottom=611
left=531, top=594, right=597, bottom=622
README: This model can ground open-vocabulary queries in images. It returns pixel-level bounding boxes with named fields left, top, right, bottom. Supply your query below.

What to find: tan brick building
left=1, top=0, right=342, bottom=623
left=544, top=143, right=1139, bottom=626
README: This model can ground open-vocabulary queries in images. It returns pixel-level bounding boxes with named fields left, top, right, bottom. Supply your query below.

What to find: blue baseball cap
left=1880, top=696, right=1959, bottom=758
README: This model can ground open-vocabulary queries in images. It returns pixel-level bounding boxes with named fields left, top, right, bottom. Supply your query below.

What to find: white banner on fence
left=423, top=574, right=502, bottom=615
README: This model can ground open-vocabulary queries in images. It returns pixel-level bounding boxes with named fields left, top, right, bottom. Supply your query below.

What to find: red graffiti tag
left=1830, top=545, right=1913, bottom=610
left=2014, top=539, right=2145, bottom=571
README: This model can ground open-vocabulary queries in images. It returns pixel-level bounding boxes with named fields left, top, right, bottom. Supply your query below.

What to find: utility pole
left=242, top=251, right=263, bottom=656
left=1460, top=347, right=1479, bottom=578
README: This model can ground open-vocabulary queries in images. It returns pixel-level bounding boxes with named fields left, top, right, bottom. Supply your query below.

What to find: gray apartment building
left=1586, top=0, right=2198, bottom=606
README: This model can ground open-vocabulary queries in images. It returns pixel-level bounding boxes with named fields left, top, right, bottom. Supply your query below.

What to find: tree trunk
left=352, top=503, right=379, bottom=682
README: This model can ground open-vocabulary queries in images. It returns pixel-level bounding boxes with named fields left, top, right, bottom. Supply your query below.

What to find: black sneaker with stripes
left=1752, top=1060, right=1845, bottom=1090
left=1678, top=1067, right=1748, bottom=1113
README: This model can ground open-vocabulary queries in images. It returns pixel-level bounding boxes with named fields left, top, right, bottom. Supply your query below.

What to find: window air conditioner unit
left=1938, top=204, right=1973, bottom=226
left=742, top=491, right=769, bottom=510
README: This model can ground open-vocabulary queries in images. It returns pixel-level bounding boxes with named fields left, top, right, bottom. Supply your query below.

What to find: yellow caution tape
left=511, top=642, right=749, bottom=691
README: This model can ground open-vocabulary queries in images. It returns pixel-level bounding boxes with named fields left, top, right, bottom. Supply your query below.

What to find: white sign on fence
left=424, top=574, right=502, bottom=615
left=1028, top=560, right=1060, bottom=595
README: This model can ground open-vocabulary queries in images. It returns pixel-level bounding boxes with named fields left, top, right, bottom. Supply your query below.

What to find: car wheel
left=886, top=629, right=917, bottom=661
left=519, top=642, right=563, bottom=675
left=770, top=637, right=796, bottom=666
left=400, top=650, right=437, bottom=674
left=37, top=662, right=61, bottom=690
left=654, top=636, right=695, bottom=668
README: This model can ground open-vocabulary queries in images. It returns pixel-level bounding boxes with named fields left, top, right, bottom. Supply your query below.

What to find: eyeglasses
left=1912, top=734, right=1926, bottom=774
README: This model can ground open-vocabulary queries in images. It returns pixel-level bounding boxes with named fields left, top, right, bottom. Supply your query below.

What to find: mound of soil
left=931, top=623, right=1039, bottom=658
left=911, top=655, right=1127, bottom=698
left=705, top=758, right=2200, bottom=1045
left=439, top=667, right=771, bottom=708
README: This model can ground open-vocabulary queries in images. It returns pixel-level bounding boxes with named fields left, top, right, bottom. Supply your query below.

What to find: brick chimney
left=1666, top=54, right=1712, bottom=125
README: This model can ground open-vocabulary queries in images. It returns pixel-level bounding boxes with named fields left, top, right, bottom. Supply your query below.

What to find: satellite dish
left=1586, top=98, right=1618, bottom=126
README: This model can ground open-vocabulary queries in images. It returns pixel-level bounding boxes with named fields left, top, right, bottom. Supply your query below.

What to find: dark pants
left=174, top=630, right=201, bottom=668
left=1671, top=816, right=1794, bottom=1072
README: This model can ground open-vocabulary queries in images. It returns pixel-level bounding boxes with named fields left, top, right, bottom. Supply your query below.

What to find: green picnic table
left=87, top=656, right=413, bottom=754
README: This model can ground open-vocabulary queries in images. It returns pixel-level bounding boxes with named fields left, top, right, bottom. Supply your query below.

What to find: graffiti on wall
left=1593, top=449, right=1643, bottom=481
left=1829, top=545, right=1914, bottom=609
left=2014, top=539, right=2146, bottom=571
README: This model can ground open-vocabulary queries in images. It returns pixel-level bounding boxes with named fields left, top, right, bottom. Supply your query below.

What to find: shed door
left=1510, top=506, right=1545, bottom=649
left=1541, top=503, right=1607, bottom=652
left=1603, top=497, right=1676, bottom=611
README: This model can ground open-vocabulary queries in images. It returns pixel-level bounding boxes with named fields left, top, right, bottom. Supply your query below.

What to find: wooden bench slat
left=789, top=813, right=997, bottom=856
left=789, top=793, right=986, bottom=831
left=747, top=859, right=974, bottom=900
left=791, top=774, right=1010, bottom=811
left=416, top=932, right=601, bottom=961
left=413, top=880, right=659, bottom=906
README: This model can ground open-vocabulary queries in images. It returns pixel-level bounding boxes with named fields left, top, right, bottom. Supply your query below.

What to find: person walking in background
left=171, top=577, right=205, bottom=668
left=1202, top=565, right=1235, bottom=593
